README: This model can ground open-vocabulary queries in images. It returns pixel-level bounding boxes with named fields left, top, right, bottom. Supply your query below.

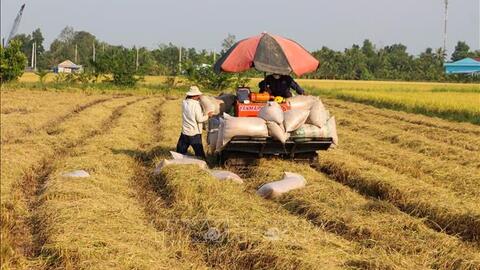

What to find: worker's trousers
left=176, top=133, right=206, bottom=159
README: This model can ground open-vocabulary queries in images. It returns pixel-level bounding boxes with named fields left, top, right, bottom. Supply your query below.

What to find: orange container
left=249, top=92, right=271, bottom=102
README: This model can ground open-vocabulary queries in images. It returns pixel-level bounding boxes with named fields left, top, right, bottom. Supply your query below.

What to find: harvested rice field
left=1, top=87, right=479, bottom=270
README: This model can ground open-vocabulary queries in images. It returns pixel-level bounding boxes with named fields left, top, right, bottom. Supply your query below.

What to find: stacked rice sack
left=200, top=93, right=236, bottom=116
left=287, top=96, right=338, bottom=145
left=207, top=95, right=338, bottom=153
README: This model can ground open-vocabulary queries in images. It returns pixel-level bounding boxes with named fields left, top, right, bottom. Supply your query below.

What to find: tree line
left=3, top=26, right=480, bottom=84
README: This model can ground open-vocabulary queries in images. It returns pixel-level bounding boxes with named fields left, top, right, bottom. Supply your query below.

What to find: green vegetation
left=184, top=63, right=250, bottom=90
left=0, top=40, right=28, bottom=82
left=8, top=27, right=480, bottom=83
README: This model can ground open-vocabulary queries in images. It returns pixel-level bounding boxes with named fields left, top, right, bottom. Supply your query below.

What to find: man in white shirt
left=176, top=86, right=213, bottom=159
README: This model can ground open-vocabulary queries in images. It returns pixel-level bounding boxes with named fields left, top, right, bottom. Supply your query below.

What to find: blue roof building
left=444, top=57, right=480, bottom=74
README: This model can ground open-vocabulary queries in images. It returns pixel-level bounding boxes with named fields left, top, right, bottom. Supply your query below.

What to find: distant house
left=54, top=60, right=83, bottom=73
left=444, top=57, right=480, bottom=74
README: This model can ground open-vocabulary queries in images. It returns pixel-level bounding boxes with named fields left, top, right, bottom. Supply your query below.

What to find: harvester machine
left=214, top=89, right=334, bottom=170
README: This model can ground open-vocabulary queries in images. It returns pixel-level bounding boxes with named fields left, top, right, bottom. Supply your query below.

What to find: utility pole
left=443, top=0, right=449, bottom=60
left=75, top=44, right=78, bottom=63
left=31, top=42, right=35, bottom=68
left=93, top=42, right=96, bottom=62
left=34, top=42, right=37, bottom=70
left=135, top=47, right=139, bottom=72
left=478, top=0, right=480, bottom=50
left=178, top=46, right=182, bottom=73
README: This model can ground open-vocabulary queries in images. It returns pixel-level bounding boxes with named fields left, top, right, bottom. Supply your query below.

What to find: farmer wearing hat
left=176, top=86, right=213, bottom=159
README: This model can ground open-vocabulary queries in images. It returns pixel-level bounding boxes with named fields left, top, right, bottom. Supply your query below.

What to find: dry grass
left=149, top=100, right=414, bottom=269
left=325, top=98, right=480, bottom=150
left=156, top=165, right=414, bottom=269
left=0, top=89, right=114, bottom=144
left=1, top=95, right=139, bottom=268
left=318, top=149, right=480, bottom=243
left=34, top=97, right=208, bottom=269
left=326, top=107, right=480, bottom=196
left=2, top=86, right=479, bottom=269
left=335, top=128, right=480, bottom=197
left=243, top=159, right=480, bottom=269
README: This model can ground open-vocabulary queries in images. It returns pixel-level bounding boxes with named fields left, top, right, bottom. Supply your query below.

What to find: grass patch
left=33, top=98, right=207, bottom=269
left=309, top=88, right=480, bottom=125
left=155, top=165, right=412, bottom=269
left=318, top=150, right=480, bottom=243
left=244, top=159, right=480, bottom=269
left=0, top=96, right=139, bottom=268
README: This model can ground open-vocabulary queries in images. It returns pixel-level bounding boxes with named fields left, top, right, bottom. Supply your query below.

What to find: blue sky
left=1, top=0, right=479, bottom=55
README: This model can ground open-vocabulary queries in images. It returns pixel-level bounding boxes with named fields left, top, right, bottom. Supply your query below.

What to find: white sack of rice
left=266, top=121, right=290, bottom=144
left=154, top=159, right=208, bottom=174
left=327, top=116, right=339, bottom=145
left=200, top=95, right=222, bottom=115
left=209, top=170, right=244, bottom=184
left=287, top=95, right=317, bottom=111
left=154, top=154, right=208, bottom=174
left=258, top=101, right=284, bottom=125
left=306, top=100, right=329, bottom=128
left=283, top=109, right=309, bottom=132
left=257, top=172, right=307, bottom=199
left=220, top=116, right=268, bottom=147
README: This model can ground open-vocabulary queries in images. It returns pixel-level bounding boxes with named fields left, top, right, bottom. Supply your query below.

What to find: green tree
left=184, top=63, right=236, bottom=90
left=152, top=43, right=182, bottom=75
left=341, top=45, right=371, bottom=80
left=110, top=48, right=140, bottom=86
left=312, top=47, right=341, bottom=79
left=35, top=69, right=49, bottom=89
left=72, top=31, right=97, bottom=66
left=221, top=33, right=236, bottom=53
left=11, top=33, right=31, bottom=58
left=49, top=26, right=98, bottom=67
left=451, top=41, right=471, bottom=61
left=414, top=48, right=444, bottom=81
left=0, top=40, right=28, bottom=82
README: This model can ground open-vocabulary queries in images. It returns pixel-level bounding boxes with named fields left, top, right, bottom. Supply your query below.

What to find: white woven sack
left=209, top=170, right=244, bottom=184
left=154, top=158, right=208, bottom=174
left=266, top=121, right=289, bottom=144
left=306, top=100, right=328, bottom=128
left=287, top=95, right=317, bottom=111
left=221, top=116, right=268, bottom=146
left=284, top=109, right=309, bottom=132
left=258, top=101, right=284, bottom=125
left=257, top=172, right=307, bottom=199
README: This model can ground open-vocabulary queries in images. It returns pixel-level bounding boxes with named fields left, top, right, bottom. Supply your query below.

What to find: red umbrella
left=214, top=32, right=319, bottom=77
